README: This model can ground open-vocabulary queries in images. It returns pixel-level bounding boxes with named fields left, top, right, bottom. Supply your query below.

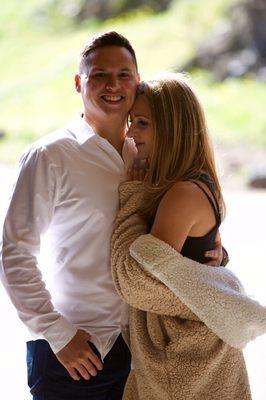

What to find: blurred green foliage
left=33, top=0, right=173, bottom=22
left=0, top=0, right=265, bottom=164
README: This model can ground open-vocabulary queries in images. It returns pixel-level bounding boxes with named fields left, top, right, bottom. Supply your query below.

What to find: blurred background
left=0, top=0, right=266, bottom=399
left=1, top=0, right=266, bottom=185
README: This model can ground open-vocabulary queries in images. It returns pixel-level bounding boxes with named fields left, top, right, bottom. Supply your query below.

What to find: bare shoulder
left=152, top=180, right=218, bottom=250
left=159, top=181, right=201, bottom=213
left=151, top=181, right=201, bottom=251
left=156, top=180, right=212, bottom=226
left=154, top=181, right=202, bottom=231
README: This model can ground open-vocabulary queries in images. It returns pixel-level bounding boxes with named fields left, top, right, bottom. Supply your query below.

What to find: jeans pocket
left=26, top=340, right=49, bottom=394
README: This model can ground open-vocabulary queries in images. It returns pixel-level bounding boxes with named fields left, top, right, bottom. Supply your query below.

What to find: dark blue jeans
left=26, top=334, right=131, bottom=400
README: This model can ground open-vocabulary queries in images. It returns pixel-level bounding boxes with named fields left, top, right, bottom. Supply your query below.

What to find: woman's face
left=127, top=94, right=154, bottom=160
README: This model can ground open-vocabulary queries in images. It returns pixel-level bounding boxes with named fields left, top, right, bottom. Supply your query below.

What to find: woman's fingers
left=126, top=168, right=133, bottom=180
left=127, top=159, right=148, bottom=181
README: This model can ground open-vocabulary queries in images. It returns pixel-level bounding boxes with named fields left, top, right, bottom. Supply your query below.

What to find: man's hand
left=204, top=231, right=224, bottom=266
left=56, top=329, right=103, bottom=381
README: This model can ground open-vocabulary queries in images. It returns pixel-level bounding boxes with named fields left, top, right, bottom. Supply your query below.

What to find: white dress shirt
left=0, top=115, right=136, bottom=358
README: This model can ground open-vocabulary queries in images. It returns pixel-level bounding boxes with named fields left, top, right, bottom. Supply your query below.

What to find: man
left=1, top=31, right=223, bottom=399
left=1, top=32, right=140, bottom=400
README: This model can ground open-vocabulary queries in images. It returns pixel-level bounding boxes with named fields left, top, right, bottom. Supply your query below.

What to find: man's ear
left=137, top=73, right=141, bottom=84
left=75, top=74, right=81, bottom=93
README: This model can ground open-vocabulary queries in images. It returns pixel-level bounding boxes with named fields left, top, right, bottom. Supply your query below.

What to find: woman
left=110, top=73, right=254, bottom=399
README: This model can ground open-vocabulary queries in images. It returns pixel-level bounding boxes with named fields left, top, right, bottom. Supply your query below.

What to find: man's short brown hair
left=79, top=31, right=138, bottom=73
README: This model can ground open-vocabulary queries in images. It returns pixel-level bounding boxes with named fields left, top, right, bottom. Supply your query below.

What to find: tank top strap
left=189, top=180, right=221, bottom=226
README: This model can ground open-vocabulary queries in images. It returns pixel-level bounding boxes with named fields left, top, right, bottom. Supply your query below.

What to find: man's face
left=75, top=46, right=140, bottom=123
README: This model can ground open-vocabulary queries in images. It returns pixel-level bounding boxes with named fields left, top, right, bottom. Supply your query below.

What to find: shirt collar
left=67, top=114, right=96, bottom=145
left=66, top=113, right=137, bottom=167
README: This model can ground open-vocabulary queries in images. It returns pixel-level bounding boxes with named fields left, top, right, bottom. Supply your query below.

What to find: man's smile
left=101, top=95, right=124, bottom=103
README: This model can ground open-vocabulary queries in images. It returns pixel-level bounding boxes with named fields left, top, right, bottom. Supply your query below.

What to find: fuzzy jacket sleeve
left=111, top=181, right=197, bottom=319
left=130, top=233, right=266, bottom=349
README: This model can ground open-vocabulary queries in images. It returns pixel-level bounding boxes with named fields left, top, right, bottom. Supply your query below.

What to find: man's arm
left=1, top=147, right=77, bottom=350
left=1, top=147, right=102, bottom=379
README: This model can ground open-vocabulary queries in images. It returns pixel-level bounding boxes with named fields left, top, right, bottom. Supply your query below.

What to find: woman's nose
left=127, top=124, right=136, bottom=139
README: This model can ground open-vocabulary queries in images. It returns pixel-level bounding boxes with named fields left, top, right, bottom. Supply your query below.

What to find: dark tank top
left=180, top=177, right=221, bottom=264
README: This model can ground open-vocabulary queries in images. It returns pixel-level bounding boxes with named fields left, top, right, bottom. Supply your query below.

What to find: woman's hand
left=127, top=159, right=148, bottom=181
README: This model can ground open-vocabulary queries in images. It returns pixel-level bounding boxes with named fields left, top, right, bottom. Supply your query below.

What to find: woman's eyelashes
left=129, top=117, right=149, bottom=128
left=137, top=119, right=149, bottom=128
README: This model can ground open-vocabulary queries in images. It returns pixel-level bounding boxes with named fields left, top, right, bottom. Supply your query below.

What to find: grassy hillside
left=0, top=0, right=265, bottom=164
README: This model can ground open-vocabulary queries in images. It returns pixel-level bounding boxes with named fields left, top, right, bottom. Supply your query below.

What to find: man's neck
left=84, top=113, right=127, bottom=155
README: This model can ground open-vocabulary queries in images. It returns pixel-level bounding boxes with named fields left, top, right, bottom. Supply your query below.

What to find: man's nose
left=105, top=75, right=119, bottom=91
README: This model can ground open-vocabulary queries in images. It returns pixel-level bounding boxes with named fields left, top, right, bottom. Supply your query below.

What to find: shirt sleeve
left=0, top=146, right=77, bottom=353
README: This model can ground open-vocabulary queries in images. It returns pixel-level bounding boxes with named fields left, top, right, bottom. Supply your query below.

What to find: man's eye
left=94, top=72, right=106, bottom=78
left=119, top=72, right=131, bottom=78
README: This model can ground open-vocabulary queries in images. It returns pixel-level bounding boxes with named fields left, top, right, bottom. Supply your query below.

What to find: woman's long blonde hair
left=139, top=72, right=225, bottom=219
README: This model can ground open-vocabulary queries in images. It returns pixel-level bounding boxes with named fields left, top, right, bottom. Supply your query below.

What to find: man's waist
left=28, top=326, right=123, bottom=360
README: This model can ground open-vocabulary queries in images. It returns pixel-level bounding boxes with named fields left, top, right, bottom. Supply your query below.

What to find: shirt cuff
left=42, top=316, right=78, bottom=354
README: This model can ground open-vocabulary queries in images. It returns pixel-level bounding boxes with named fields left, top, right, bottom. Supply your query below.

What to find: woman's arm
left=112, top=181, right=266, bottom=349
left=130, top=233, right=266, bottom=349
left=129, top=177, right=266, bottom=350
left=151, top=180, right=216, bottom=251
left=127, top=181, right=266, bottom=349
left=111, top=181, right=197, bottom=319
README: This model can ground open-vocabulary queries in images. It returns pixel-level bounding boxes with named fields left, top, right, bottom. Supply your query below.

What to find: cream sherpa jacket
left=111, top=181, right=253, bottom=400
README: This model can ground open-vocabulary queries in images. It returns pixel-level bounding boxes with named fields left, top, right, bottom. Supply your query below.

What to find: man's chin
left=101, top=106, right=129, bottom=120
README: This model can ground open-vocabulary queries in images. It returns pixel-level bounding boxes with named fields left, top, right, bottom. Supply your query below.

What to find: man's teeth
left=103, top=95, right=122, bottom=101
